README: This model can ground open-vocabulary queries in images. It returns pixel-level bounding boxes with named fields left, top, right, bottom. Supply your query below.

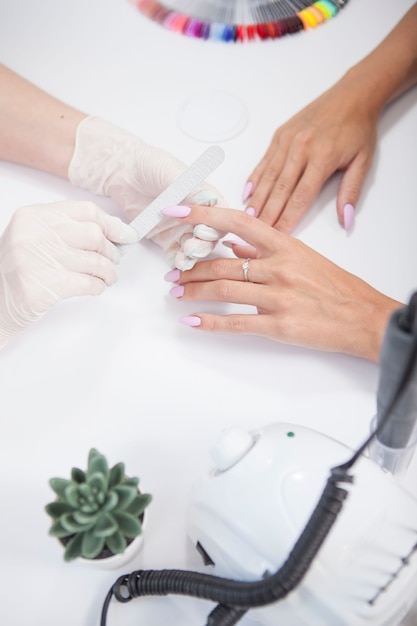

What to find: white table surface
left=0, top=1, right=416, bottom=624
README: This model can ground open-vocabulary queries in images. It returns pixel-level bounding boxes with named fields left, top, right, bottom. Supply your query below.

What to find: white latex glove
left=0, top=201, right=138, bottom=347
left=68, top=116, right=227, bottom=270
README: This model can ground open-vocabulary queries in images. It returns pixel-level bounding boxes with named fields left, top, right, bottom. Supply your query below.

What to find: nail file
left=123, top=145, right=225, bottom=247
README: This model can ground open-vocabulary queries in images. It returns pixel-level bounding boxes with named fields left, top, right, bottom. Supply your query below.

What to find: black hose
left=207, top=604, right=247, bottom=626
left=101, top=465, right=351, bottom=625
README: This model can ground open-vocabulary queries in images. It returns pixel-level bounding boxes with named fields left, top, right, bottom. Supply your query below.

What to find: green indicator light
left=286, top=431, right=295, bottom=438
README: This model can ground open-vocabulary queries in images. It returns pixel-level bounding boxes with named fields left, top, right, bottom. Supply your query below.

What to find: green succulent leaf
left=65, top=483, right=82, bottom=508
left=64, top=532, right=84, bottom=561
left=108, top=462, right=125, bottom=488
left=87, top=450, right=109, bottom=483
left=123, top=477, right=139, bottom=488
left=113, top=512, right=142, bottom=538
left=105, top=530, right=127, bottom=555
left=73, top=510, right=98, bottom=525
left=88, top=448, right=101, bottom=464
left=126, top=493, right=152, bottom=517
left=71, top=467, right=85, bottom=484
left=45, top=501, right=75, bottom=519
left=113, top=485, right=137, bottom=511
left=81, top=529, right=105, bottom=559
left=78, top=483, right=93, bottom=500
left=49, top=478, right=70, bottom=500
left=88, top=472, right=107, bottom=495
left=94, top=512, right=118, bottom=538
left=79, top=502, right=97, bottom=514
left=49, top=519, right=73, bottom=538
left=102, top=491, right=118, bottom=512
left=60, top=513, right=95, bottom=534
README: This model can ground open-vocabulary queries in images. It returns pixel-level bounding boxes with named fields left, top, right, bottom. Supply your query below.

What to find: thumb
left=337, top=157, right=370, bottom=231
left=100, top=214, right=139, bottom=245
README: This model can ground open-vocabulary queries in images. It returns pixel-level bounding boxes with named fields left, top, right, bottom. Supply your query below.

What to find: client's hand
left=242, top=75, right=379, bottom=233
left=163, top=204, right=402, bottom=362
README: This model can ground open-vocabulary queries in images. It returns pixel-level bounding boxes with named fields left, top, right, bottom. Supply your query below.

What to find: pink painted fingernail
left=245, top=207, right=256, bottom=216
left=180, top=315, right=201, bottom=327
left=162, top=205, right=191, bottom=217
left=343, top=203, right=355, bottom=231
left=222, top=235, right=250, bottom=249
left=164, top=269, right=180, bottom=282
left=170, top=285, right=185, bottom=298
left=242, top=181, right=253, bottom=202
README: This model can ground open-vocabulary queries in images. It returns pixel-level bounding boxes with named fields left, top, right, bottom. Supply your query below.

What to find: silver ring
left=242, top=258, right=250, bottom=282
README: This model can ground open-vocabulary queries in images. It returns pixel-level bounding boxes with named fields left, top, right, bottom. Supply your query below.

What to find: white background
left=0, top=0, right=416, bottom=624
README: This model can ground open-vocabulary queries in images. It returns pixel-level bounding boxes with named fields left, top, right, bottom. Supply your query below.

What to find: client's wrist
left=351, top=296, right=403, bottom=363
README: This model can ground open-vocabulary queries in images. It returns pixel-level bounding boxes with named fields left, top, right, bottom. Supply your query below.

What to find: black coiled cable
left=207, top=604, right=246, bottom=626
left=101, top=293, right=417, bottom=626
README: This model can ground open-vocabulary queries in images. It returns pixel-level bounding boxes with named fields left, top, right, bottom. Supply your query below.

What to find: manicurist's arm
left=0, top=63, right=86, bottom=177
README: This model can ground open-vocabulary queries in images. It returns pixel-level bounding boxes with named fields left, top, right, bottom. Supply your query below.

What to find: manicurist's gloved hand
left=68, top=116, right=226, bottom=270
left=0, top=201, right=138, bottom=347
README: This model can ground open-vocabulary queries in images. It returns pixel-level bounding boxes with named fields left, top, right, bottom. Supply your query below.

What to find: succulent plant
left=45, top=448, right=152, bottom=562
